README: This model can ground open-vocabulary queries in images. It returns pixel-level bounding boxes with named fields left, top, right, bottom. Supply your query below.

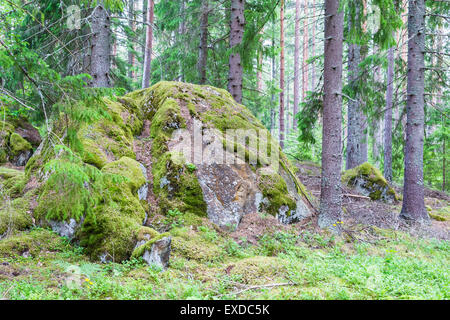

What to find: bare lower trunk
left=293, top=0, right=300, bottom=130
left=279, top=0, right=285, bottom=148
left=228, top=0, right=245, bottom=103
left=319, top=0, right=344, bottom=232
left=128, top=0, right=136, bottom=79
left=302, top=0, right=309, bottom=102
left=400, top=0, right=428, bottom=223
left=384, top=45, right=395, bottom=181
left=198, top=0, right=209, bottom=84
left=90, top=4, right=111, bottom=87
left=311, top=0, right=316, bottom=90
left=345, top=1, right=365, bottom=170
left=142, top=0, right=154, bottom=89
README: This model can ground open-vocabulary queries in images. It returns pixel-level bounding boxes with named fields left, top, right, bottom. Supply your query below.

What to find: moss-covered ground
left=0, top=216, right=448, bottom=300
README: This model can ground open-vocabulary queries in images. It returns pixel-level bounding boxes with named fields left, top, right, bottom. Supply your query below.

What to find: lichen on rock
left=342, top=162, right=398, bottom=202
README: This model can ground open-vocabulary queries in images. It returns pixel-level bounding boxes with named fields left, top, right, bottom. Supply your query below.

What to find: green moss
left=9, top=132, right=32, bottom=156
left=131, top=228, right=170, bottom=259
left=258, top=172, right=297, bottom=216
left=0, top=228, right=66, bottom=257
left=0, top=192, right=34, bottom=236
left=102, top=157, right=146, bottom=194
left=75, top=157, right=147, bottom=261
left=170, top=227, right=223, bottom=262
left=228, top=256, right=287, bottom=285
left=0, top=167, right=27, bottom=197
left=342, top=162, right=398, bottom=201
left=152, top=152, right=207, bottom=217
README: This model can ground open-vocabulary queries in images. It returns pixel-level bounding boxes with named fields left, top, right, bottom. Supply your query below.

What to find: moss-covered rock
left=342, top=162, right=398, bottom=202
left=0, top=117, right=40, bottom=166
left=126, top=81, right=313, bottom=228
left=0, top=191, right=34, bottom=238
left=1, top=81, right=314, bottom=263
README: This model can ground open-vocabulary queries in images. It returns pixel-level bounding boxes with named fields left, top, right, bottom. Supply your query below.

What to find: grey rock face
left=48, top=218, right=82, bottom=240
left=141, top=236, right=172, bottom=269
left=137, top=162, right=148, bottom=201
left=13, top=150, right=32, bottom=166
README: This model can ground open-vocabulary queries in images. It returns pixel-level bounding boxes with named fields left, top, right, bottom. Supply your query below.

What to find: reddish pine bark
left=400, top=0, right=428, bottom=222
left=319, top=0, right=344, bottom=231
left=142, top=0, right=154, bottom=89
left=227, top=0, right=245, bottom=103
left=128, top=0, right=136, bottom=79
left=302, top=0, right=309, bottom=102
left=311, top=0, right=316, bottom=90
left=279, top=0, right=285, bottom=148
left=293, top=0, right=300, bottom=130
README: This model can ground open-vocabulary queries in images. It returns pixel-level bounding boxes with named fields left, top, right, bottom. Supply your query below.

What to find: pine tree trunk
left=400, top=0, right=428, bottom=222
left=384, top=45, right=395, bottom=181
left=198, top=0, right=209, bottom=84
left=228, top=0, right=245, bottom=103
left=319, top=0, right=344, bottom=231
left=345, top=1, right=365, bottom=170
left=294, top=0, right=300, bottom=130
left=90, top=4, right=111, bottom=87
left=256, top=29, right=263, bottom=92
left=179, top=0, right=186, bottom=81
left=302, top=0, right=309, bottom=102
left=279, top=0, right=285, bottom=148
left=128, top=0, right=136, bottom=79
left=311, top=0, right=316, bottom=90
left=142, top=0, right=154, bottom=89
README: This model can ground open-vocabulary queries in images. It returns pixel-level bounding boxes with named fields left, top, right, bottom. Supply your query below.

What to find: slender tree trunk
left=279, top=0, right=285, bottom=148
left=90, top=4, right=111, bottom=87
left=228, top=0, right=245, bottom=103
left=384, top=45, right=395, bottom=181
left=311, top=0, right=316, bottom=90
left=286, top=77, right=290, bottom=134
left=294, top=0, right=300, bottom=130
left=400, top=0, right=428, bottom=223
left=142, top=0, right=154, bottom=89
left=128, top=0, right=136, bottom=79
left=270, top=28, right=276, bottom=134
left=256, top=29, right=263, bottom=92
left=319, top=0, right=344, bottom=232
left=302, top=0, right=309, bottom=101
left=179, top=0, right=186, bottom=81
left=345, top=1, right=365, bottom=170
left=198, top=0, right=209, bottom=84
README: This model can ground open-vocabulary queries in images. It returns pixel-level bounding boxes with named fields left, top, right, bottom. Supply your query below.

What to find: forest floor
left=0, top=161, right=448, bottom=300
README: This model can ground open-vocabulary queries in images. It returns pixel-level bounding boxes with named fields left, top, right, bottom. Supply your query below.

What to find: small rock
left=142, top=236, right=171, bottom=269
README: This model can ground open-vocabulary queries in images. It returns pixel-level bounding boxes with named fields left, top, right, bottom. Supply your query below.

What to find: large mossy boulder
left=123, top=81, right=314, bottom=228
left=342, top=162, right=398, bottom=202
left=0, top=117, right=41, bottom=166
left=0, top=81, right=314, bottom=263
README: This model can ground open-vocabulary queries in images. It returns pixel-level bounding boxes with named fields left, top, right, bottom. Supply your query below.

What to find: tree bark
left=319, top=0, right=344, bottom=231
left=279, top=0, right=285, bottom=148
left=293, top=0, right=300, bottom=130
left=345, top=0, right=366, bottom=170
left=128, top=0, right=136, bottom=79
left=384, top=45, right=395, bottom=181
left=142, top=0, right=154, bottom=89
left=400, top=0, right=428, bottom=223
left=198, top=0, right=209, bottom=84
left=311, top=0, right=316, bottom=90
left=90, top=4, right=111, bottom=87
left=228, top=0, right=245, bottom=103
left=302, top=0, right=309, bottom=102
